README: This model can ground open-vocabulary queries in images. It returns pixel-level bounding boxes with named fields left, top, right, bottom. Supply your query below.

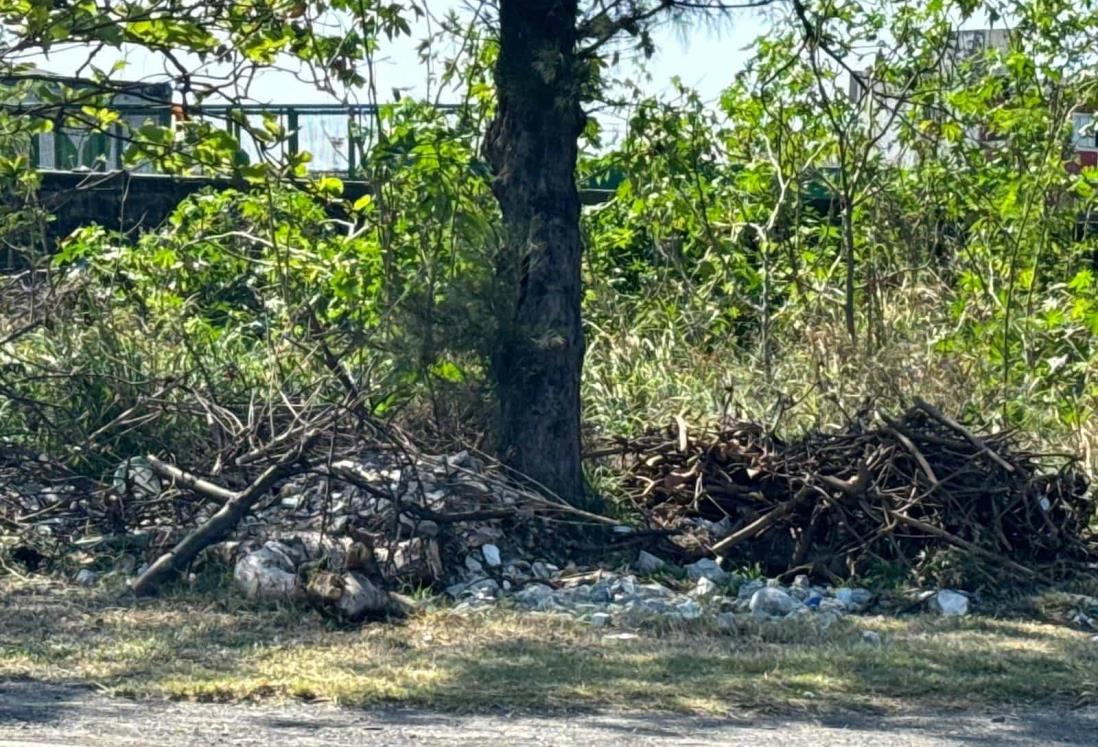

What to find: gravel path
left=1, top=680, right=1095, bottom=746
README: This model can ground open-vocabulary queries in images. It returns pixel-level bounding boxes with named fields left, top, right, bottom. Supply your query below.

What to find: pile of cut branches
left=617, top=400, right=1096, bottom=586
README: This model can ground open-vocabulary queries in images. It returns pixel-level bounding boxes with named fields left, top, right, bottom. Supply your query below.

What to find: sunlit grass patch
left=2, top=577, right=1095, bottom=714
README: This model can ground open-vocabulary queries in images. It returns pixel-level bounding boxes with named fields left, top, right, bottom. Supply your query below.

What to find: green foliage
left=8, top=0, right=1098, bottom=492
left=580, top=0, right=1098, bottom=473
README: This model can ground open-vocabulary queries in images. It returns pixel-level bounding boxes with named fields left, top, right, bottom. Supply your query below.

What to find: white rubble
left=336, top=572, right=391, bottom=621
left=685, top=558, right=729, bottom=583
left=928, top=589, right=970, bottom=616
left=690, top=576, right=720, bottom=599
left=482, top=544, right=502, bottom=567
left=74, top=569, right=99, bottom=587
left=634, top=550, right=666, bottom=574
left=233, top=541, right=300, bottom=600
left=749, top=587, right=801, bottom=617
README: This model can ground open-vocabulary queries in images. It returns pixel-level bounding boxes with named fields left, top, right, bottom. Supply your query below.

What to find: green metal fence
left=28, top=103, right=459, bottom=178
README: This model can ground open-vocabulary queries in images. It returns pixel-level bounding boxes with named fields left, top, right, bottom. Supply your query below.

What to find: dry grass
left=2, top=574, right=1096, bottom=715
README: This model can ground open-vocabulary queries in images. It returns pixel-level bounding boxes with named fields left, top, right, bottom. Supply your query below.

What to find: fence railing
left=27, top=103, right=458, bottom=178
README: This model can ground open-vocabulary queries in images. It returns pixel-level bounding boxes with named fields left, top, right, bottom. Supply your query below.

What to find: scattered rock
left=463, top=578, right=500, bottom=600
left=336, top=572, right=392, bottom=621
left=233, top=541, right=300, bottom=601
left=514, top=583, right=554, bottom=609
left=690, top=576, right=719, bottom=599
left=861, top=630, right=883, bottom=645
left=375, top=537, right=442, bottom=584
left=74, top=569, right=99, bottom=587
left=589, top=612, right=612, bottom=627
left=111, top=456, right=161, bottom=498
left=737, top=579, right=765, bottom=599
left=1071, top=611, right=1096, bottom=630
left=749, top=587, right=800, bottom=617
left=685, top=558, right=728, bottom=583
left=835, top=587, right=874, bottom=611
left=928, top=589, right=970, bottom=616
left=676, top=599, right=703, bottom=620
left=465, top=555, right=484, bottom=574
left=634, top=550, right=666, bottom=574
left=482, top=544, right=502, bottom=568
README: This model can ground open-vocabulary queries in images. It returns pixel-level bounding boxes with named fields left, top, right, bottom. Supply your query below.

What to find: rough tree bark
left=485, top=0, right=586, bottom=504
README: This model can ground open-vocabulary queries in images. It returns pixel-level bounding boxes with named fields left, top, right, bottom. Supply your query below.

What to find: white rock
left=690, top=576, right=720, bottom=599
left=749, top=587, right=800, bottom=617
left=835, top=587, right=874, bottom=611
left=792, top=574, right=811, bottom=590
left=482, top=544, right=502, bottom=567
left=337, top=572, right=390, bottom=621
left=928, top=589, right=970, bottom=616
left=515, top=583, right=555, bottom=608
left=233, top=542, right=299, bottom=601
left=589, top=612, right=612, bottom=627
left=634, top=551, right=666, bottom=574
left=465, top=578, right=500, bottom=599
left=531, top=561, right=552, bottom=580
left=686, top=558, right=728, bottom=583
left=636, top=582, right=676, bottom=600
left=74, top=569, right=99, bottom=587
left=676, top=599, right=703, bottom=620
left=1071, top=612, right=1096, bottom=630
left=862, top=630, right=883, bottom=645
left=737, top=580, right=765, bottom=599
left=111, top=457, right=161, bottom=498
left=611, top=575, right=637, bottom=597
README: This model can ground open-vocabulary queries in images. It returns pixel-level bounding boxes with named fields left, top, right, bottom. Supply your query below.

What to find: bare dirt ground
left=1, top=680, right=1096, bottom=747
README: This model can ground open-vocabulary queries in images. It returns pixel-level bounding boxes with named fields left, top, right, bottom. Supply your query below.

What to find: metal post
left=287, top=107, right=299, bottom=159
left=54, top=119, right=63, bottom=170
left=347, top=111, right=356, bottom=178
left=115, top=122, right=124, bottom=169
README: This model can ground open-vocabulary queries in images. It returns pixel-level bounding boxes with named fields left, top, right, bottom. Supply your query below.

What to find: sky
left=25, top=2, right=775, bottom=109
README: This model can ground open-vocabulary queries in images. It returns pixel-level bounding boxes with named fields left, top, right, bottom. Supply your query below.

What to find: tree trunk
left=486, top=0, right=586, bottom=504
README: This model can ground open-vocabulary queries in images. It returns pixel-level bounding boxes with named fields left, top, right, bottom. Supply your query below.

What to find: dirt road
left=0, top=680, right=1094, bottom=746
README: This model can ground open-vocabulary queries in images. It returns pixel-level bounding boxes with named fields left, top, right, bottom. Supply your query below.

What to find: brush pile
left=619, top=399, right=1096, bottom=585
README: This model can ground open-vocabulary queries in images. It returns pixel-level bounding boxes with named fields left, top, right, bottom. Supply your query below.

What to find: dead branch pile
left=0, top=399, right=604, bottom=607
left=619, top=400, right=1096, bottom=586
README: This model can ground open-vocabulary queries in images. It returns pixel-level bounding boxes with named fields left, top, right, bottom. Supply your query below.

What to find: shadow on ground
left=1, top=578, right=1096, bottom=721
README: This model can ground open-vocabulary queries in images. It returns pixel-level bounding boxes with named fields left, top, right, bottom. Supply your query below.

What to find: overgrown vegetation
left=3, top=0, right=1098, bottom=586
